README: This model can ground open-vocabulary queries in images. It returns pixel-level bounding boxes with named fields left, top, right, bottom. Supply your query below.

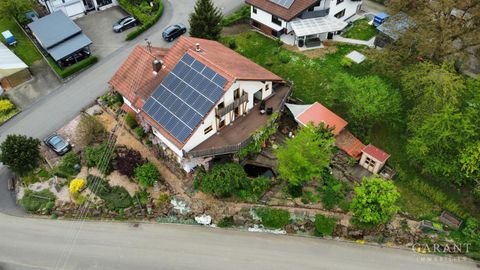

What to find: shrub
left=135, top=162, right=161, bottom=187
left=287, top=184, right=303, bottom=198
left=0, top=134, right=41, bottom=176
left=101, top=91, right=123, bottom=107
left=134, top=190, right=149, bottom=207
left=0, top=99, right=15, bottom=114
left=221, top=5, right=250, bottom=26
left=113, top=147, right=144, bottom=177
left=76, top=115, right=107, bottom=146
left=228, top=39, right=237, bottom=50
left=20, top=189, right=55, bottom=213
left=279, top=51, right=291, bottom=64
left=85, top=143, right=112, bottom=174
left=134, top=126, right=145, bottom=138
left=57, top=152, right=81, bottom=176
left=124, top=112, right=138, bottom=129
left=69, top=178, right=86, bottom=194
left=217, top=216, right=235, bottom=228
left=86, top=175, right=132, bottom=210
left=49, top=56, right=98, bottom=79
left=256, top=207, right=290, bottom=229
left=122, top=0, right=165, bottom=41
left=340, top=57, right=353, bottom=68
left=194, top=163, right=247, bottom=198
left=155, top=192, right=170, bottom=208
left=249, top=176, right=270, bottom=198
left=314, top=214, right=337, bottom=236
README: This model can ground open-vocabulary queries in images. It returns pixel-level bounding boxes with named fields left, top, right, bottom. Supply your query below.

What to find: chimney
left=152, top=59, right=163, bottom=74
left=195, top=43, right=201, bottom=52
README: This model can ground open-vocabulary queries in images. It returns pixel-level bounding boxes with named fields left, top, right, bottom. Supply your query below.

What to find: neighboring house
left=245, top=0, right=362, bottom=47
left=28, top=11, right=92, bottom=68
left=38, top=0, right=118, bottom=19
left=0, top=42, right=31, bottom=91
left=110, top=36, right=290, bottom=172
left=374, top=12, right=414, bottom=48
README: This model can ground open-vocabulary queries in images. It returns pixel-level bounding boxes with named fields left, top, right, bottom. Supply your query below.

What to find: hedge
left=48, top=56, right=98, bottom=79
left=119, top=0, right=164, bottom=41
left=221, top=5, right=250, bottom=26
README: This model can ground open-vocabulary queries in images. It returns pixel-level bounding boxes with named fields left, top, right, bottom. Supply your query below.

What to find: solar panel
left=142, top=53, right=228, bottom=143
left=270, top=0, right=294, bottom=8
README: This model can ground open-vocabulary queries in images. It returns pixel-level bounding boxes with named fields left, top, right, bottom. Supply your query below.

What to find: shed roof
left=377, top=12, right=414, bottom=41
left=0, top=42, right=28, bottom=79
left=286, top=102, right=348, bottom=136
left=335, top=130, right=365, bottom=160
left=362, top=144, right=390, bottom=163
left=47, top=33, right=92, bottom=61
left=28, top=11, right=81, bottom=49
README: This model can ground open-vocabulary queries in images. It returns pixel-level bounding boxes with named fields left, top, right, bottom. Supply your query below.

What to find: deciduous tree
left=0, top=0, right=33, bottom=24
left=188, top=0, right=223, bottom=40
left=0, top=134, right=40, bottom=176
left=194, top=163, right=247, bottom=198
left=135, top=162, right=161, bottom=187
left=276, top=124, right=335, bottom=187
left=350, top=177, right=399, bottom=227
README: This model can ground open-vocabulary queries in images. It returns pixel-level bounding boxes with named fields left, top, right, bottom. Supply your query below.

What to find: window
left=336, top=0, right=344, bottom=5
left=315, top=0, right=321, bottom=6
left=252, top=6, right=257, bottom=14
left=308, top=6, right=314, bottom=12
left=365, top=157, right=376, bottom=167
left=96, top=0, right=113, bottom=7
left=204, top=126, right=213, bottom=135
left=334, top=9, right=345, bottom=18
left=218, top=102, right=225, bottom=110
left=218, top=120, right=226, bottom=129
left=265, top=83, right=269, bottom=91
left=271, top=16, right=282, bottom=26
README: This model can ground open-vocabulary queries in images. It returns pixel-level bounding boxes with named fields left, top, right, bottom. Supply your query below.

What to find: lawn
left=342, top=18, right=377, bottom=41
left=222, top=32, right=480, bottom=220
left=0, top=17, right=42, bottom=66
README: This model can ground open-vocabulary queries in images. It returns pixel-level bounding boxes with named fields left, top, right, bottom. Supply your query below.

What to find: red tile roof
left=163, top=36, right=283, bottom=83
left=297, top=102, right=348, bottom=136
left=362, top=144, right=390, bottom=163
left=246, top=0, right=317, bottom=21
left=109, top=45, right=169, bottom=105
left=335, top=130, right=365, bottom=160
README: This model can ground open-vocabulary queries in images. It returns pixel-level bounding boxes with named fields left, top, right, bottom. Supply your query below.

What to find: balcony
left=216, top=92, right=249, bottom=118
left=299, top=8, right=330, bottom=19
left=185, top=84, right=291, bottom=158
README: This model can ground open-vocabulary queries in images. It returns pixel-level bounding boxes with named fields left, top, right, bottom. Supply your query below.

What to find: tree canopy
left=0, top=0, right=33, bottom=23
left=135, top=162, right=161, bottom=187
left=188, top=0, right=223, bottom=40
left=276, top=123, right=335, bottom=187
left=350, top=177, right=400, bottom=227
left=194, top=163, right=247, bottom=198
left=0, top=134, right=40, bottom=176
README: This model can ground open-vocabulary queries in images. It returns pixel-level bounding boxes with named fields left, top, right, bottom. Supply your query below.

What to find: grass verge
left=342, top=18, right=377, bottom=41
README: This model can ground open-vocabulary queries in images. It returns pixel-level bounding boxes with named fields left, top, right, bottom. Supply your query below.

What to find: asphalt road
left=0, top=213, right=476, bottom=270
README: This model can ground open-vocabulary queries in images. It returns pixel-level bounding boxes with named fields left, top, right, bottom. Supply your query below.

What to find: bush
left=69, top=178, right=86, bottom=194
left=249, top=176, right=270, bottom=198
left=20, top=189, right=55, bottom=213
left=124, top=112, right=138, bottom=129
left=134, top=126, right=145, bottom=138
left=221, top=5, right=250, bottom=26
left=314, top=214, right=337, bottom=236
left=217, top=216, right=235, bottom=228
left=101, top=91, right=123, bottom=107
left=48, top=56, right=98, bottom=79
left=340, top=57, right=353, bottom=68
left=85, top=143, right=112, bottom=174
left=135, top=162, right=161, bottom=187
left=255, top=207, right=290, bottom=229
left=228, top=39, right=237, bottom=50
left=0, top=99, right=15, bottom=114
left=134, top=190, right=149, bottom=207
left=86, top=175, right=132, bottom=210
left=122, top=0, right=165, bottom=41
left=113, top=147, right=144, bottom=177
left=279, top=51, right=291, bottom=64
left=57, top=152, right=81, bottom=176
left=76, top=115, right=107, bottom=146
left=287, top=184, right=303, bottom=198
left=194, top=163, right=247, bottom=198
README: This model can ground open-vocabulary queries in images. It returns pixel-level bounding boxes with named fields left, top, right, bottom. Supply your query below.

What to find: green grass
left=0, top=17, right=42, bottom=66
left=20, top=189, right=55, bottom=213
left=47, top=56, right=98, bottom=79
left=0, top=109, right=18, bottom=124
left=342, top=18, right=378, bottom=41
left=223, top=31, right=480, bottom=220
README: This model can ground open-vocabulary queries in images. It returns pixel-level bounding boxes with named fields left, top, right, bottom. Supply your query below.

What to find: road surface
left=0, top=213, right=476, bottom=270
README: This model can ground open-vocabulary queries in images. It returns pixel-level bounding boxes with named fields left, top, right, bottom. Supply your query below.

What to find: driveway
left=6, top=59, right=61, bottom=109
left=75, top=6, right=134, bottom=59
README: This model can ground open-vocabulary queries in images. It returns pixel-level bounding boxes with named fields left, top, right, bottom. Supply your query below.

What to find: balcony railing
left=299, top=8, right=330, bottom=19
left=216, top=93, right=249, bottom=117
left=185, top=136, right=253, bottom=158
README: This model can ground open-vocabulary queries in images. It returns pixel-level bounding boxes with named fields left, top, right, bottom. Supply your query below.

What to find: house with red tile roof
left=109, top=36, right=289, bottom=172
left=245, top=0, right=362, bottom=47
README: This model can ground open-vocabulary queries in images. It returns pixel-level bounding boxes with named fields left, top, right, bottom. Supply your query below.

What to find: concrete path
left=361, top=0, right=388, bottom=14
left=7, top=59, right=61, bottom=109
left=332, top=35, right=376, bottom=47
left=0, top=213, right=476, bottom=270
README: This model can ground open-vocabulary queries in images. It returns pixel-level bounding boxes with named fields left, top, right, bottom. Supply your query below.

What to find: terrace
left=186, top=84, right=291, bottom=158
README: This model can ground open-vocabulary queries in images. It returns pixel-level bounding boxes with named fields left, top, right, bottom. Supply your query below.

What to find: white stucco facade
left=40, top=0, right=118, bottom=18
left=328, top=0, right=362, bottom=20
left=251, top=6, right=288, bottom=33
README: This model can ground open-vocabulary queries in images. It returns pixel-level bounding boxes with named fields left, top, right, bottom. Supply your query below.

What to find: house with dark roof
left=109, top=36, right=290, bottom=172
left=28, top=11, right=92, bottom=68
left=246, top=0, right=362, bottom=47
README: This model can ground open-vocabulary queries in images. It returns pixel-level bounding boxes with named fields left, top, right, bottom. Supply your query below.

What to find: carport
left=290, top=16, right=348, bottom=48
left=28, top=11, right=92, bottom=68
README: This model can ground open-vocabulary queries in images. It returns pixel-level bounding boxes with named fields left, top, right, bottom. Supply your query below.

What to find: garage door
left=65, top=2, right=85, bottom=17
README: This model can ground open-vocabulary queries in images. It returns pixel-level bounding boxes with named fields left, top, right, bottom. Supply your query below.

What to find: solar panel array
left=270, top=0, right=295, bottom=9
left=143, top=53, right=228, bottom=143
